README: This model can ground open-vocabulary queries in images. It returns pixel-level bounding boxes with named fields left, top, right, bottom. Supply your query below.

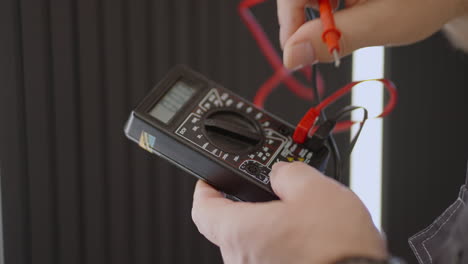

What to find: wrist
left=327, top=234, right=389, bottom=264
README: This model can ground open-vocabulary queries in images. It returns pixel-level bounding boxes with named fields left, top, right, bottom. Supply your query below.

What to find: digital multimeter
left=124, top=65, right=330, bottom=202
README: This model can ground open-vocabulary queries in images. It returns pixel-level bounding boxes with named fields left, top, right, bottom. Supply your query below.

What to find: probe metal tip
left=332, top=50, right=341, bottom=68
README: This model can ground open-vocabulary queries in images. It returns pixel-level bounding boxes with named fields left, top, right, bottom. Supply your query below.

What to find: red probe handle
left=293, top=108, right=320, bottom=144
left=318, top=0, right=341, bottom=53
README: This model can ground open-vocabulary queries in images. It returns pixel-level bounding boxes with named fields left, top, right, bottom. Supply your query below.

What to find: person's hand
left=279, top=0, right=468, bottom=69
left=192, top=162, right=388, bottom=264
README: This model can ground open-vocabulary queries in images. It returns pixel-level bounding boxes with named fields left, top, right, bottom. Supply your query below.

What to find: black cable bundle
left=304, top=7, right=368, bottom=184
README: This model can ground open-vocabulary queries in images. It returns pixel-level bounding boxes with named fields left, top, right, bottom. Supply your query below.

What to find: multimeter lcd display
left=149, top=80, right=195, bottom=124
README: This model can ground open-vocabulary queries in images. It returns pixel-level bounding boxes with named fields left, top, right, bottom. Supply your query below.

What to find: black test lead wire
left=306, top=7, right=342, bottom=182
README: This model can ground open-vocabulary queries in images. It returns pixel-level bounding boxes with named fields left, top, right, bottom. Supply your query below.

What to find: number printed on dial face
left=174, top=87, right=315, bottom=185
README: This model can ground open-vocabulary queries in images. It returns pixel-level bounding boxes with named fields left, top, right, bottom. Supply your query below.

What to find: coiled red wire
left=238, top=0, right=398, bottom=142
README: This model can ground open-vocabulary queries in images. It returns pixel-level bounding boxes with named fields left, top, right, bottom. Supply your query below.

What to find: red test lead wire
left=292, top=79, right=398, bottom=144
left=318, top=0, right=342, bottom=67
left=237, top=0, right=398, bottom=144
left=238, top=0, right=320, bottom=107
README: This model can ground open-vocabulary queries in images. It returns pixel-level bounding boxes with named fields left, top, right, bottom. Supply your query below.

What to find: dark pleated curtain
left=383, top=34, right=468, bottom=263
left=0, top=0, right=351, bottom=263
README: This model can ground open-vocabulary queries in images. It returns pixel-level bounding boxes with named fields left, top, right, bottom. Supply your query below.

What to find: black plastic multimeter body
left=124, top=65, right=330, bottom=202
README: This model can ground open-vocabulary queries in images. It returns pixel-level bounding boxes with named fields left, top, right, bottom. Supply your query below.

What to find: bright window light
left=351, top=47, right=385, bottom=229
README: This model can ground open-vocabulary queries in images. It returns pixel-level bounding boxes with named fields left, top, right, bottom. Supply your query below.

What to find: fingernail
left=279, top=27, right=287, bottom=50
left=270, top=162, right=290, bottom=179
left=284, top=41, right=317, bottom=70
left=291, top=64, right=305, bottom=72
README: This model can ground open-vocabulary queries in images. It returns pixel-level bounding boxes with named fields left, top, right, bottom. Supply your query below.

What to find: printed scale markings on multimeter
left=125, top=65, right=329, bottom=202
left=176, top=86, right=319, bottom=184
left=174, top=88, right=305, bottom=184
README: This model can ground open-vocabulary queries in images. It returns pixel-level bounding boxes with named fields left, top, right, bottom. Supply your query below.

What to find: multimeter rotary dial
left=203, top=109, right=264, bottom=154
left=126, top=65, right=331, bottom=202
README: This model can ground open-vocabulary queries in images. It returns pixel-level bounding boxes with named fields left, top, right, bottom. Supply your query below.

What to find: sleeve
left=434, top=196, right=468, bottom=263
left=444, top=14, right=468, bottom=53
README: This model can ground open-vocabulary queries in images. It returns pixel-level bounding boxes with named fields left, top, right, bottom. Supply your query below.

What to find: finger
left=192, top=181, right=232, bottom=244
left=269, top=162, right=321, bottom=200
left=269, top=162, right=340, bottom=201
left=283, top=1, right=389, bottom=68
left=305, top=0, right=340, bottom=10
left=191, top=180, right=253, bottom=245
left=278, top=0, right=349, bottom=49
left=283, top=0, right=456, bottom=68
left=277, top=0, right=308, bottom=49
left=192, top=180, right=224, bottom=200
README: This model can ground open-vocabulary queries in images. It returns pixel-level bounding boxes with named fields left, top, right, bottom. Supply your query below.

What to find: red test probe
left=237, top=0, right=398, bottom=144
left=318, top=0, right=342, bottom=67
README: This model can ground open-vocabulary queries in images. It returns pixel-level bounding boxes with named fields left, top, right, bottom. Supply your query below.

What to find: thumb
left=283, top=0, right=455, bottom=69
left=269, top=161, right=327, bottom=201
